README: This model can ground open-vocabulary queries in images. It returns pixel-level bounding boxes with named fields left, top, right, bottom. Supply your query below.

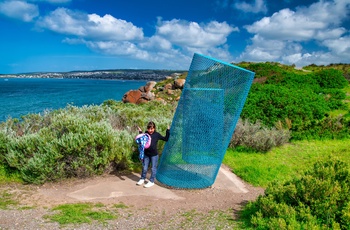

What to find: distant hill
left=0, top=69, right=186, bottom=81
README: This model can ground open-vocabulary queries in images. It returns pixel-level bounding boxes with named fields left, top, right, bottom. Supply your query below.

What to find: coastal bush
left=0, top=132, right=8, bottom=163
left=0, top=101, right=174, bottom=184
left=268, top=72, right=320, bottom=89
left=240, top=158, right=350, bottom=229
left=320, top=88, right=347, bottom=110
left=314, top=69, right=348, bottom=89
left=241, top=84, right=329, bottom=130
left=292, top=115, right=350, bottom=140
left=4, top=115, right=122, bottom=183
left=238, top=63, right=350, bottom=141
left=230, top=119, right=291, bottom=152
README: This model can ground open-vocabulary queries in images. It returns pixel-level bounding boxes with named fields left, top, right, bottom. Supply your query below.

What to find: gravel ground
left=0, top=171, right=264, bottom=229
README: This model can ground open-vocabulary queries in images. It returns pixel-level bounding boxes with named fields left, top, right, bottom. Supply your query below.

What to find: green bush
left=240, top=158, right=350, bottom=229
left=4, top=115, right=122, bottom=184
left=239, top=65, right=350, bottom=141
left=0, top=132, right=8, bottom=163
left=241, top=84, right=329, bottom=129
left=319, top=88, right=347, bottom=110
left=0, top=101, right=174, bottom=184
left=314, top=69, right=348, bottom=89
left=269, top=72, right=320, bottom=89
left=292, top=115, right=350, bottom=140
left=230, top=119, right=290, bottom=152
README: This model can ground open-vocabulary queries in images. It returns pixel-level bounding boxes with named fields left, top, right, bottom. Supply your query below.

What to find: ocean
left=0, top=78, right=147, bottom=122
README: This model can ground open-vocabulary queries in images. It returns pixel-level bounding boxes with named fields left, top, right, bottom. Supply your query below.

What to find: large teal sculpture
left=156, top=53, right=255, bottom=189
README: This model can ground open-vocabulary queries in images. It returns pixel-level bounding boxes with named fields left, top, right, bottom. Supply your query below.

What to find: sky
left=0, top=0, right=350, bottom=74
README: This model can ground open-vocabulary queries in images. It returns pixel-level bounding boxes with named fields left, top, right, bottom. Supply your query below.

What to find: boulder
left=145, top=81, right=157, bottom=92
left=122, top=90, right=142, bottom=104
left=164, top=83, right=173, bottom=90
left=174, top=79, right=185, bottom=89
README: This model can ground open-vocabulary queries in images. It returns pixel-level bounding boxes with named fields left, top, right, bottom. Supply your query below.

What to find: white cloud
left=68, top=38, right=191, bottom=70
left=245, top=8, right=328, bottom=41
left=322, top=36, right=350, bottom=55
left=29, top=0, right=71, bottom=3
left=238, top=35, right=287, bottom=61
left=37, top=8, right=144, bottom=41
left=233, top=0, right=267, bottom=14
left=140, top=36, right=173, bottom=51
left=37, top=8, right=237, bottom=69
left=86, top=41, right=150, bottom=59
left=0, top=0, right=39, bottom=22
left=156, top=18, right=238, bottom=48
left=239, top=0, right=350, bottom=66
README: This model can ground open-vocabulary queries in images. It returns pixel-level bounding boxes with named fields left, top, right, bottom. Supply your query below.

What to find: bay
left=0, top=78, right=146, bottom=122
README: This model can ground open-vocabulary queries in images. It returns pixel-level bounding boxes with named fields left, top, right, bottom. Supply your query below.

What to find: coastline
left=0, top=69, right=185, bottom=81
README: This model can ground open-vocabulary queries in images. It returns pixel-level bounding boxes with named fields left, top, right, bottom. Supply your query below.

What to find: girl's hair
left=147, top=121, right=156, bottom=130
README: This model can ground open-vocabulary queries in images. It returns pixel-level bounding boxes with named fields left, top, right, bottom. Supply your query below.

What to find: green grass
left=113, top=202, right=128, bottom=209
left=45, top=203, right=117, bottom=225
left=223, top=139, right=350, bottom=187
left=0, top=190, right=19, bottom=209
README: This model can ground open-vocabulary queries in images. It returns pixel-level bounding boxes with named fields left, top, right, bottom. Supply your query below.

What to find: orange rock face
left=122, top=90, right=142, bottom=104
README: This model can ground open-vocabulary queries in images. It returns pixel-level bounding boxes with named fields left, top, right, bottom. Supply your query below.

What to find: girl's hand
left=137, top=126, right=142, bottom=132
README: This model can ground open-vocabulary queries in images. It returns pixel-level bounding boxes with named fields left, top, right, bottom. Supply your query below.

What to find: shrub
left=314, top=69, right=348, bottom=89
left=0, top=101, right=174, bottom=184
left=4, top=116, right=122, bottom=184
left=240, top=158, right=350, bottom=229
left=230, top=119, right=291, bottom=152
left=0, top=131, right=8, bottom=163
left=319, top=88, right=347, bottom=110
left=241, top=84, right=329, bottom=129
left=292, top=115, right=350, bottom=140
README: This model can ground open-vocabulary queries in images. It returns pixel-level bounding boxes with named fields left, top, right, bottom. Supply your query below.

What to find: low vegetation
left=223, top=139, right=350, bottom=187
left=230, top=119, right=291, bottom=152
left=0, top=190, right=19, bottom=209
left=238, top=63, right=349, bottom=140
left=44, top=203, right=117, bottom=225
left=240, top=158, right=350, bottom=229
left=0, top=101, right=174, bottom=184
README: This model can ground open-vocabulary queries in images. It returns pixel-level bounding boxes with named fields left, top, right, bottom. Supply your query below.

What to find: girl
left=137, top=121, right=170, bottom=188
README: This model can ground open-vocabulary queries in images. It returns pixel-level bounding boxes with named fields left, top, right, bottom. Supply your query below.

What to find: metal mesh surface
left=157, top=53, right=255, bottom=189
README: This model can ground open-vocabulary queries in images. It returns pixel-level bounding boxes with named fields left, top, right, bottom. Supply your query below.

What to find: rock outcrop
left=122, top=81, right=157, bottom=104
left=122, top=75, right=186, bottom=104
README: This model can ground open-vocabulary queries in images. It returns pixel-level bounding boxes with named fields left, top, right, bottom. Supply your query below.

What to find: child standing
left=137, top=121, right=170, bottom=188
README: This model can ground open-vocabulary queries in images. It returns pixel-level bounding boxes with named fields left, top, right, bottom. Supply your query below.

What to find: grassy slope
left=223, top=139, right=350, bottom=188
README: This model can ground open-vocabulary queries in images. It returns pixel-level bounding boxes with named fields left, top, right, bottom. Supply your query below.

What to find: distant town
left=0, top=69, right=185, bottom=81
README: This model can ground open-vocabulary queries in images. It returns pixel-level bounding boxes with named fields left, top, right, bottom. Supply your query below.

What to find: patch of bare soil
left=0, top=168, right=264, bottom=229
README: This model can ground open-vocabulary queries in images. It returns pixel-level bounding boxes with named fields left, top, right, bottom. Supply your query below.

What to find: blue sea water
left=0, top=78, right=146, bottom=122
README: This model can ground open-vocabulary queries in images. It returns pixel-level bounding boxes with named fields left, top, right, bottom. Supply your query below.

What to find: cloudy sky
left=0, top=0, right=349, bottom=74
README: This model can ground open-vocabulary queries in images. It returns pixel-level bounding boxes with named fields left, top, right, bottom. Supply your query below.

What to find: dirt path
left=0, top=165, right=264, bottom=229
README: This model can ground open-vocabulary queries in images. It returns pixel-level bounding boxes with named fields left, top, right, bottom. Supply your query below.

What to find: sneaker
left=144, top=181, right=154, bottom=188
left=136, top=179, right=145, bottom=186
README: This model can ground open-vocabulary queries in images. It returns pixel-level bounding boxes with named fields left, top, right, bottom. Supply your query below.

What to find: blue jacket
left=135, top=133, right=151, bottom=160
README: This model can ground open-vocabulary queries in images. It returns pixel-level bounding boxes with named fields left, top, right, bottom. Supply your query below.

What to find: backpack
left=135, top=133, right=151, bottom=160
left=135, top=133, right=151, bottom=149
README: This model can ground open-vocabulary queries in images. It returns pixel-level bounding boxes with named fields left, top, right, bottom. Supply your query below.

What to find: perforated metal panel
left=157, top=53, right=255, bottom=189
